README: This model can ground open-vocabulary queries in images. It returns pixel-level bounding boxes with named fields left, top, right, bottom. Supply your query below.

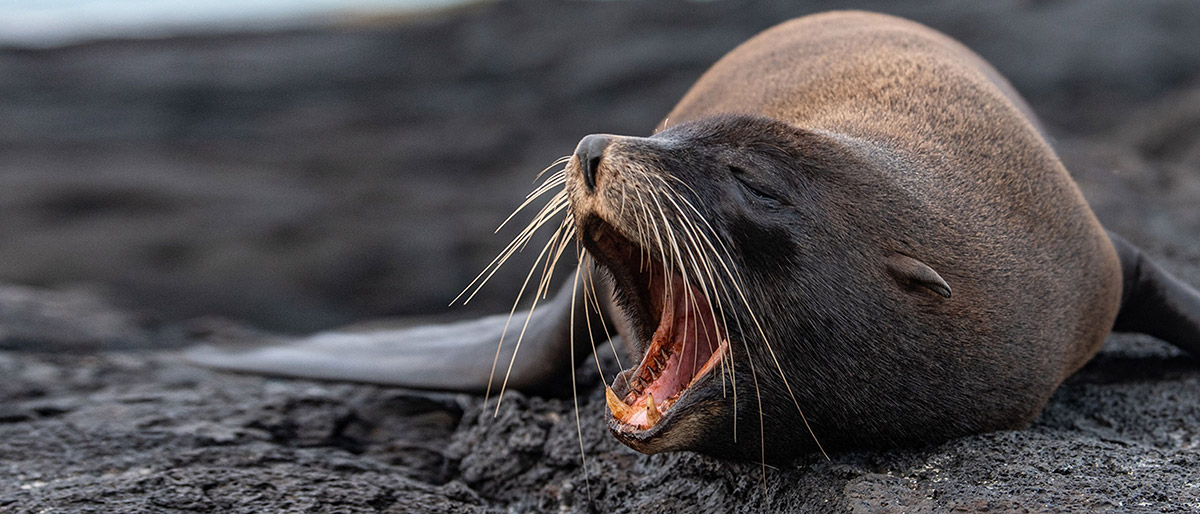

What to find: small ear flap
left=886, top=253, right=951, bottom=298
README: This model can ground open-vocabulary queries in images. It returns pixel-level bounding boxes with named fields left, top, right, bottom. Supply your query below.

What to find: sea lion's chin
left=604, top=345, right=728, bottom=454
left=603, top=289, right=730, bottom=453
left=581, top=217, right=731, bottom=454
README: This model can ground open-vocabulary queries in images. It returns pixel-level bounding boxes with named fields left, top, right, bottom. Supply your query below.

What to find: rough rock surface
left=2, top=333, right=1199, bottom=512
left=2, top=0, right=1200, bottom=512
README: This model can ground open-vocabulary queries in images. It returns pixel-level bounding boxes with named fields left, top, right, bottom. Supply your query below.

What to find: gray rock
left=0, top=285, right=151, bottom=351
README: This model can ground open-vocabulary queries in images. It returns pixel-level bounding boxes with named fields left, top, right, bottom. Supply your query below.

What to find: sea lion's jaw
left=602, top=267, right=728, bottom=428
left=568, top=133, right=737, bottom=453
left=577, top=213, right=729, bottom=453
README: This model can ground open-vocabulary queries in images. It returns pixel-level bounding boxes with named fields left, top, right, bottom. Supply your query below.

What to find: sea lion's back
left=668, top=10, right=1121, bottom=382
left=669, top=11, right=1036, bottom=139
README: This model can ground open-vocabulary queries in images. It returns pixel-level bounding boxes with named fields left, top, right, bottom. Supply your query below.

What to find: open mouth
left=582, top=217, right=729, bottom=432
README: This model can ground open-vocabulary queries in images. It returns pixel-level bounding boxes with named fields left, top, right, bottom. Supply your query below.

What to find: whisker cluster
left=454, top=151, right=826, bottom=489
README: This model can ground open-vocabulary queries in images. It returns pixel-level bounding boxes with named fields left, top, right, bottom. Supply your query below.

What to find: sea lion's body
left=634, top=11, right=1121, bottom=449
left=190, top=11, right=1200, bottom=462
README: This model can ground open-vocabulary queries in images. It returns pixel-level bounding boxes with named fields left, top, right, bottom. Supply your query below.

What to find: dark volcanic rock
left=1, top=0, right=1200, bottom=512
left=1, top=335, right=1199, bottom=512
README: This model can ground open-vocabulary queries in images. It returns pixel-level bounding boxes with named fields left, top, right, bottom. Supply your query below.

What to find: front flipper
left=185, top=271, right=615, bottom=395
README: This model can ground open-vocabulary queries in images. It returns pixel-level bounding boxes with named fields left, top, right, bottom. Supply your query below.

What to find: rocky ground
left=2, top=0, right=1200, bottom=512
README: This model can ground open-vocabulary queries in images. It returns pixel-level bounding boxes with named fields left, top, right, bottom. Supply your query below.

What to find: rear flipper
left=1109, top=231, right=1200, bottom=355
left=185, top=270, right=614, bottom=395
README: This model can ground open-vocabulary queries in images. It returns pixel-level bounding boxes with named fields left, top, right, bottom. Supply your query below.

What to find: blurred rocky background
left=2, top=0, right=1200, bottom=511
left=2, top=0, right=1197, bottom=333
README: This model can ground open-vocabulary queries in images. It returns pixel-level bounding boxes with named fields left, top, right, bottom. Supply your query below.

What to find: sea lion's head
left=565, top=114, right=914, bottom=461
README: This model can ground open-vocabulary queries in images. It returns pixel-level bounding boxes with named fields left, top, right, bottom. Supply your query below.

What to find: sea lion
left=188, top=11, right=1200, bottom=462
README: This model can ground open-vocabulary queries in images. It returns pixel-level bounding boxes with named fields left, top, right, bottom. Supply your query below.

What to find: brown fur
left=567, top=11, right=1123, bottom=459
left=667, top=10, right=1123, bottom=387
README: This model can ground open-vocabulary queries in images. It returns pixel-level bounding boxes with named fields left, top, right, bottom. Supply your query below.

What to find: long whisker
left=482, top=208, right=568, bottom=404
left=457, top=155, right=601, bottom=492
left=648, top=175, right=741, bottom=432
left=505, top=173, right=567, bottom=229
left=584, top=258, right=622, bottom=371
left=666, top=177, right=828, bottom=459
left=648, top=176, right=731, bottom=337
left=568, top=244, right=593, bottom=503
left=580, top=253, right=610, bottom=383
left=638, top=170, right=758, bottom=451
left=494, top=215, right=575, bottom=414
left=630, top=170, right=674, bottom=309
left=538, top=221, right=577, bottom=300
left=536, top=155, right=572, bottom=180
left=455, top=188, right=570, bottom=305
left=749, top=348, right=768, bottom=493
left=643, top=178, right=705, bottom=386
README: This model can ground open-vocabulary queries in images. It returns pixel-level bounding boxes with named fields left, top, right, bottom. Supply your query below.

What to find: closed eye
left=729, top=165, right=784, bottom=207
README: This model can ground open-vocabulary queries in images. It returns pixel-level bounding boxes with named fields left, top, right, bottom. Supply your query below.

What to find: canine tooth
left=646, top=393, right=662, bottom=424
left=606, top=386, right=634, bottom=420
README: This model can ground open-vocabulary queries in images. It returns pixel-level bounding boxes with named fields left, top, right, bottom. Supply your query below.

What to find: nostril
left=575, top=134, right=612, bottom=192
left=584, top=155, right=601, bottom=191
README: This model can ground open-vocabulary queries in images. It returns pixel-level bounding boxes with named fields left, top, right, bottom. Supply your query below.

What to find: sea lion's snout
left=572, top=133, right=614, bottom=192
left=561, top=127, right=747, bottom=456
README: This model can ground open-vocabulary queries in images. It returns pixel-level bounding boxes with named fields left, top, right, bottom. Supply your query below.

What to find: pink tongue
left=630, top=278, right=719, bottom=417
left=666, top=282, right=719, bottom=391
